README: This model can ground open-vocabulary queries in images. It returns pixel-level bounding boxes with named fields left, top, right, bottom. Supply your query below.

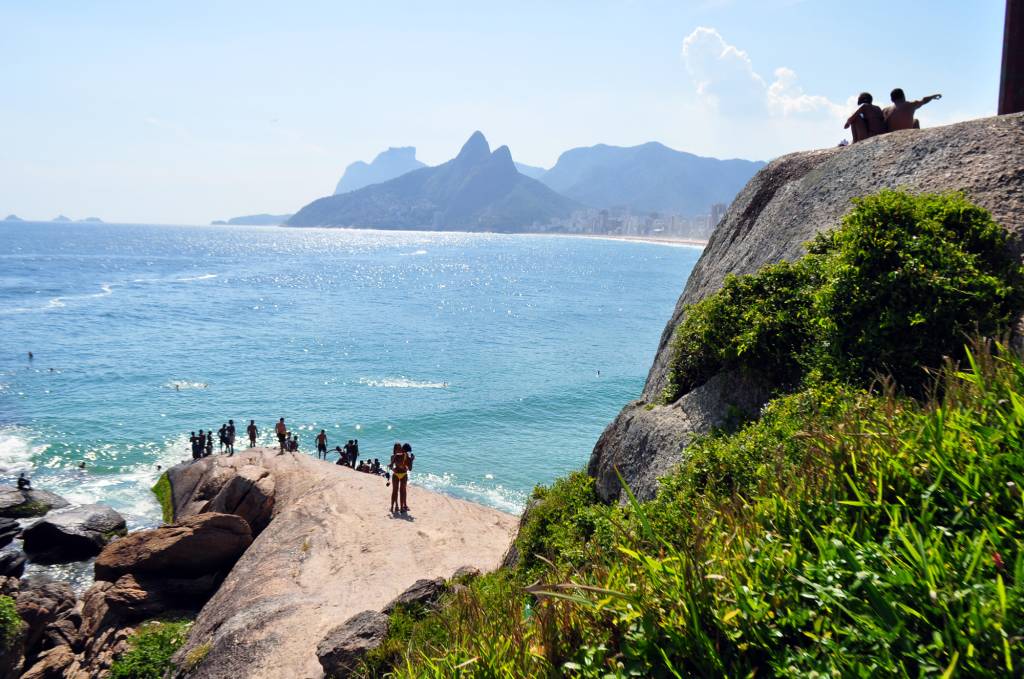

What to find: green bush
left=385, top=344, right=1024, bottom=678
left=0, top=595, right=21, bottom=651
left=664, top=191, right=1023, bottom=402
left=108, top=620, right=191, bottom=679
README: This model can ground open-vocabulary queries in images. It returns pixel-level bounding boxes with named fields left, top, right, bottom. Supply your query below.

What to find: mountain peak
left=455, top=131, right=491, bottom=164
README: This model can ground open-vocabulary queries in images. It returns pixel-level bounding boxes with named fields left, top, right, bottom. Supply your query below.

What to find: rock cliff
left=590, top=113, right=1024, bottom=502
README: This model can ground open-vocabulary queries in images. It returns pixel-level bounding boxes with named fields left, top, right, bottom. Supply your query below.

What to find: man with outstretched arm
left=883, top=88, right=942, bottom=131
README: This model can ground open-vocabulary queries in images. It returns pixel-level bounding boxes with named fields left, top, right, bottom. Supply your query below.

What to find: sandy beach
left=172, top=448, right=519, bottom=679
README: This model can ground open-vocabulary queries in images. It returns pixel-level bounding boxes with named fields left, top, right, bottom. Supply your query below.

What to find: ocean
left=0, top=222, right=699, bottom=534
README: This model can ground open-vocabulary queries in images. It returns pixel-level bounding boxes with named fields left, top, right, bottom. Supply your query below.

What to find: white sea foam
left=176, top=273, right=218, bottom=282
left=0, top=427, right=47, bottom=474
left=400, top=249, right=429, bottom=256
left=358, top=377, right=447, bottom=389
left=416, top=471, right=526, bottom=514
left=164, top=380, right=209, bottom=390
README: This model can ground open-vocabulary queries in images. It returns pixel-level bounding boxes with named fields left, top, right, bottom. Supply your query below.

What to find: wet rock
left=94, top=512, right=252, bottom=582
left=22, top=504, right=126, bottom=564
left=316, top=610, right=390, bottom=678
left=0, top=487, right=69, bottom=519
left=382, top=577, right=446, bottom=614
left=0, top=519, right=19, bottom=549
left=0, top=551, right=26, bottom=578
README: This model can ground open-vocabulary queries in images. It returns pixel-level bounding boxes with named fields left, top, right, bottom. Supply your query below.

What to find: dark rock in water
left=382, top=577, right=446, bottom=615
left=588, top=112, right=1024, bottom=503
left=93, top=512, right=252, bottom=582
left=316, top=610, right=390, bottom=678
left=0, top=518, right=19, bottom=548
left=0, top=550, right=26, bottom=578
left=0, top=487, right=70, bottom=519
left=22, top=504, right=126, bottom=564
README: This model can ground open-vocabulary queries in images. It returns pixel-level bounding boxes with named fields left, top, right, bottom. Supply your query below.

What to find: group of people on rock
left=844, top=87, right=942, bottom=144
left=187, top=416, right=417, bottom=514
left=188, top=419, right=265, bottom=459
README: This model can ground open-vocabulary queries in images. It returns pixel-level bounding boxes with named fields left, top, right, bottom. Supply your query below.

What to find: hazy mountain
left=289, top=132, right=578, bottom=232
left=79, top=217, right=104, bottom=223
left=540, top=142, right=764, bottom=214
left=3, top=214, right=23, bottom=222
left=514, top=162, right=547, bottom=179
left=52, top=215, right=72, bottom=222
left=212, top=213, right=293, bottom=226
left=334, top=147, right=427, bottom=195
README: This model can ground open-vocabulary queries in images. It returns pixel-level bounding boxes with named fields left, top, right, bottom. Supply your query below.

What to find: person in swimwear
left=247, top=420, right=258, bottom=448
left=275, top=418, right=287, bottom=452
left=316, top=429, right=328, bottom=459
left=844, top=92, right=887, bottom=142
left=389, top=442, right=413, bottom=513
left=883, top=88, right=942, bottom=131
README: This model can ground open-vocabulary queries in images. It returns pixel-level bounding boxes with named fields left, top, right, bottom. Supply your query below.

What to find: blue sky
left=0, top=1, right=1006, bottom=224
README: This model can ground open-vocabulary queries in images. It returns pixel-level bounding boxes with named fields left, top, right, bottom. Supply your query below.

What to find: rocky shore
left=0, top=448, right=517, bottom=677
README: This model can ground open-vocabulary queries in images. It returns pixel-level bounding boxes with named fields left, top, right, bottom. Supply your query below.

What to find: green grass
left=151, top=472, right=174, bottom=524
left=357, top=191, right=1024, bottom=678
left=108, top=619, right=191, bottom=679
left=0, top=595, right=22, bottom=651
left=372, top=345, right=1023, bottom=677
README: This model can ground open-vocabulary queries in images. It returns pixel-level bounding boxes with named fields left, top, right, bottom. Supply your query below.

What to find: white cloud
left=681, top=27, right=846, bottom=122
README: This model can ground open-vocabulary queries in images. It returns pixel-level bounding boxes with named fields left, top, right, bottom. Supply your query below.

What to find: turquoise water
left=0, top=222, right=699, bottom=528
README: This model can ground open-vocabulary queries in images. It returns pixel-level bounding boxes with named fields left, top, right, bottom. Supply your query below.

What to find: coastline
left=556, top=232, right=707, bottom=247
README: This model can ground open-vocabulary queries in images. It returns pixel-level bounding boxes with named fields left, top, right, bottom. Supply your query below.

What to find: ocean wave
left=416, top=471, right=526, bottom=514
left=0, top=427, right=47, bottom=474
left=176, top=273, right=218, bottom=282
left=358, top=377, right=447, bottom=389
left=164, top=380, right=209, bottom=390
left=399, top=249, right=429, bottom=256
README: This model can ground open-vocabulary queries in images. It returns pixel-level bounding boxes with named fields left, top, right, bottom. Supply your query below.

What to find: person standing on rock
left=205, top=429, right=213, bottom=457
left=226, top=419, right=236, bottom=455
left=198, top=429, right=207, bottom=457
left=316, top=429, right=328, bottom=459
left=883, top=88, right=942, bottom=131
left=247, top=420, right=258, bottom=448
left=275, top=418, right=287, bottom=452
left=189, top=431, right=199, bottom=460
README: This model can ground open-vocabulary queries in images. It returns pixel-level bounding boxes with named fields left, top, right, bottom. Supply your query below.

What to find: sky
left=0, top=1, right=1008, bottom=224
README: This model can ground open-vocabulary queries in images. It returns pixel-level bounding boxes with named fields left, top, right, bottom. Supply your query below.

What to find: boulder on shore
left=0, top=550, right=26, bottom=578
left=382, top=577, right=446, bottom=615
left=0, top=487, right=69, bottom=519
left=22, top=504, right=126, bottom=564
left=94, top=512, right=252, bottom=582
left=589, top=112, right=1024, bottom=503
left=316, top=610, right=390, bottom=678
left=163, top=458, right=277, bottom=535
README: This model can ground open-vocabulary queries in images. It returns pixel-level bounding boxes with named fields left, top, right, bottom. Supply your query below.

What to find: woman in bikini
left=389, top=442, right=412, bottom=513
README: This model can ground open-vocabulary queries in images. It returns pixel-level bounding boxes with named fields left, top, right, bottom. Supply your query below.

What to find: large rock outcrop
left=167, top=449, right=517, bottom=679
left=590, top=113, right=1024, bottom=502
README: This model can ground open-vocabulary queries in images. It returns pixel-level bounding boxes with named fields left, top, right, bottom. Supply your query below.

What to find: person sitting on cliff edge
left=883, top=88, right=942, bottom=131
left=17, top=473, right=31, bottom=491
left=844, top=92, right=887, bottom=142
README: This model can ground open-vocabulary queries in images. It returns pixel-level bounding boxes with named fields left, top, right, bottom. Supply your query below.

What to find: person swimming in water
left=388, top=442, right=413, bottom=513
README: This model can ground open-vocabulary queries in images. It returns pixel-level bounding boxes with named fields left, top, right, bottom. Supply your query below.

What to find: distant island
left=289, top=132, right=578, bottom=232
left=79, top=217, right=104, bottom=223
left=335, top=147, right=427, bottom=195
left=3, top=214, right=23, bottom=222
left=211, top=213, right=293, bottom=226
left=52, top=215, right=72, bottom=222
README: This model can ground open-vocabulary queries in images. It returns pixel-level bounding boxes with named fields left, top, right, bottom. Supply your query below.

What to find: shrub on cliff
left=108, top=620, right=191, bottom=679
left=379, top=344, right=1024, bottom=677
left=664, top=191, right=1023, bottom=402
